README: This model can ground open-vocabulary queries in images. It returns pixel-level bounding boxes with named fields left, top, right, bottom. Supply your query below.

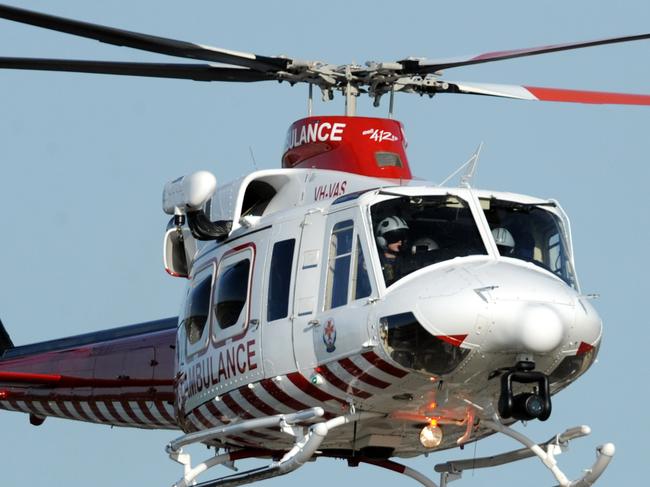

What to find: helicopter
left=1, top=3, right=650, bottom=487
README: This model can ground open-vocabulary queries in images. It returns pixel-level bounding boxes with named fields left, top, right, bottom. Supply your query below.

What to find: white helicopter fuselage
left=171, top=168, right=601, bottom=455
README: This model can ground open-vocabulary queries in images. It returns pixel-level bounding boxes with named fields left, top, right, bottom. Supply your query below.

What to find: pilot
left=491, top=227, right=515, bottom=256
left=376, top=216, right=409, bottom=285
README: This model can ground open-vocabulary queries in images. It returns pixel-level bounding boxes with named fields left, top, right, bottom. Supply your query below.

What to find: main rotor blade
left=403, top=33, right=650, bottom=74
left=0, top=57, right=276, bottom=82
left=0, top=4, right=289, bottom=72
left=441, top=80, right=650, bottom=105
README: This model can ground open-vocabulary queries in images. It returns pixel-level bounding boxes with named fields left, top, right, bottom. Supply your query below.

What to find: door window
left=324, top=219, right=372, bottom=310
left=267, top=239, right=295, bottom=321
left=324, top=220, right=353, bottom=309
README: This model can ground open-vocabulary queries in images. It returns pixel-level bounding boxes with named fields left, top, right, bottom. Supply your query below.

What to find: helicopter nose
left=515, top=303, right=564, bottom=353
left=473, top=262, right=576, bottom=354
left=407, top=261, right=582, bottom=355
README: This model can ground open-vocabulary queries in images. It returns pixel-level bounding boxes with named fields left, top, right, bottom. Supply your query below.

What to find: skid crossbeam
left=167, top=408, right=383, bottom=487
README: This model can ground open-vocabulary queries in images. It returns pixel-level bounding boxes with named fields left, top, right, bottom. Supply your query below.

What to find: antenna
left=248, top=146, right=259, bottom=171
left=438, top=142, right=484, bottom=188
left=460, top=142, right=483, bottom=188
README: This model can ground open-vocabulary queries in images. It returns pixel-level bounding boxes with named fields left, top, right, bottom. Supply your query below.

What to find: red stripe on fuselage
left=39, top=399, right=57, bottom=417
left=154, top=401, right=176, bottom=424
left=88, top=400, right=110, bottom=423
left=55, top=399, right=76, bottom=420
left=70, top=401, right=93, bottom=422
left=205, top=401, right=230, bottom=424
left=222, top=393, right=255, bottom=420
left=238, top=386, right=280, bottom=416
left=103, top=400, right=128, bottom=424
left=287, top=372, right=348, bottom=405
left=318, top=365, right=372, bottom=399
left=137, top=399, right=165, bottom=426
left=192, top=407, right=215, bottom=429
left=121, top=400, right=147, bottom=426
left=260, top=378, right=310, bottom=411
left=338, top=358, right=391, bottom=389
left=361, top=351, right=408, bottom=378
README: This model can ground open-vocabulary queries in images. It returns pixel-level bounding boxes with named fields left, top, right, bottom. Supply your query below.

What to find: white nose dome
left=519, top=305, right=564, bottom=353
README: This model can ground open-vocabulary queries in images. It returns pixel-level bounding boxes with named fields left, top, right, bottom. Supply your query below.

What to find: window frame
left=211, top=245, right=255, bottom=346
left=368, top=193, right=488, bottom=288
left=322, top=216, right=374, bottom=311
left=183, top=263, right=215, bottom=359
left=266, top=238, right=296, bottom=322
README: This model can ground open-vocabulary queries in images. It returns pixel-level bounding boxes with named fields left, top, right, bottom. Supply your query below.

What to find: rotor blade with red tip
left=0, top=57, right=276, bottom=82
left=442, top=81, right=650, bottom=105
left=0, top=3, right=289, bottom=72
left=403, top=33, right=650, bottom=74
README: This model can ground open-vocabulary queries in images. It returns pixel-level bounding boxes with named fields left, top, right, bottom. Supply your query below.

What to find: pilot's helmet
left=411, top=237, right=439, bottom=254
left=377, top=216, right=409, bottom=249
left=492, top=227, right=515, bottom=255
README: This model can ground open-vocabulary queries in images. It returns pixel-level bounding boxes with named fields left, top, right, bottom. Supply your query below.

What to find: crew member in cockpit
left=376, top=216, right=409, bottom=286
left=492, top=227, right=515, bottom=256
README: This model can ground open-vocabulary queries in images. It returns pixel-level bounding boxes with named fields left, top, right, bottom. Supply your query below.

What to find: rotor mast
left=344, top=82, right=358, bottom=116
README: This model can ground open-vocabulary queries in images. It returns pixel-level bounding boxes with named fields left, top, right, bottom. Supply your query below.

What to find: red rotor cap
left=282, top=116, right=412, bottom=180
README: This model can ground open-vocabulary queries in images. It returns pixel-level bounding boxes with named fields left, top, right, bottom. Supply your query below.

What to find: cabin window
left=215, top=258, right=251, bottom=329
left=267, top=239, right=295, bottom=321
left=324, top=220, right=354, bottom=309
left=181, top=269, right=213, bottom=347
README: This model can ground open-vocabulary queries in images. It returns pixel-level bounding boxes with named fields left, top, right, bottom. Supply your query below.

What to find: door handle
left=306, top=319, right=320, bottom=330
left=249, top=319, right=260, bottom=330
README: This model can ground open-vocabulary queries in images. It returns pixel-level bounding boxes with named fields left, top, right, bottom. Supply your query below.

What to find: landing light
left=419, top=420, right=443, bottom=448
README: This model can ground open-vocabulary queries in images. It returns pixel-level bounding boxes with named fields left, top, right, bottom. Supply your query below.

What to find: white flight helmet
left=376, top=216, right=409, bottom=249
left=492, top=227, right=515, bottom=255
left=411, top=237, right=439, bottom=254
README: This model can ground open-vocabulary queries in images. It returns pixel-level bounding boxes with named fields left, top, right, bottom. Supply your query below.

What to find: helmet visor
left=385, top=230, right=408, bottom=244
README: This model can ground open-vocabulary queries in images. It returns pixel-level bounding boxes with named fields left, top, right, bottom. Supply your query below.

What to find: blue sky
left=1, top=1, right=649, bottom=486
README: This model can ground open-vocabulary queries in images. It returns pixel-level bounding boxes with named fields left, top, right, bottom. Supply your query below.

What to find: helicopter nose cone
left=518, top=304, right=564, bottom=353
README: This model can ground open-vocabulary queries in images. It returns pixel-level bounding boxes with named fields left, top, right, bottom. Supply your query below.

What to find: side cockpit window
left=181, top=267, right=213, bottom=352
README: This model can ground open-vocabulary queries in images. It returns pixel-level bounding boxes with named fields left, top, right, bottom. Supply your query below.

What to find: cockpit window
left=481, top=198, right=577, bottom=287
left=371, top=195, right=487, bottom=286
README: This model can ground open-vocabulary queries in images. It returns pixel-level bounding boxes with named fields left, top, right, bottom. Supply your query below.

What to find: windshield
left=371, top=194, right=487, bottom=286
left=481, top=198, right=577, bottom=287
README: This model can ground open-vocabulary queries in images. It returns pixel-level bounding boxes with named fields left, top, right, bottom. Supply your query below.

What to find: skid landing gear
left=434, top=416, right=615, bottom=487
left=166, top=409, right=614, bottom=487
left=354, top=418, right=614, bottom=487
